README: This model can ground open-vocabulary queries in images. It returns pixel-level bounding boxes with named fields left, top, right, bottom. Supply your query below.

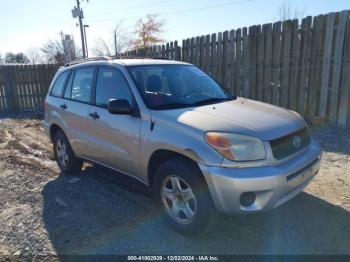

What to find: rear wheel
left=53, top=130, right=82, bottom=175
left=154, top=158, right=217, bottom=235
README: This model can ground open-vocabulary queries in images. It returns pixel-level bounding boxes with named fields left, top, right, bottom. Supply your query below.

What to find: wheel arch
left=147, top=149, right=203, bottom=189
left=50, top=124, right=64, bottom=142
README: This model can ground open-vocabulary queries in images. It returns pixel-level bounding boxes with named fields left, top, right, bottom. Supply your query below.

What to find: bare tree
left=41, top=39, right=81, bottom=64
left=94, top=38, right=112, bottom=56
left=26, top=48, right=44, bottom=64
left=41, top=40, right=65, bottom=64
left=276, top=0, right=305, bottom=21
left=132, top=14, right=165, bottom=49
left=93, top=22, right=131, bottom=57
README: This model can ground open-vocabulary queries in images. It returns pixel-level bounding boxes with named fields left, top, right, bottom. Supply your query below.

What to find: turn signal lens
left=205, top=132, right=236, bottom=160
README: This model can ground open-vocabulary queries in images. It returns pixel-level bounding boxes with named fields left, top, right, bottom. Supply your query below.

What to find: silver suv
left=44, top=57, right=322, bottom=235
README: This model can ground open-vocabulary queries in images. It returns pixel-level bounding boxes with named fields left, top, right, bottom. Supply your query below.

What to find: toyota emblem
left=293, top=136, right=302, bottom=148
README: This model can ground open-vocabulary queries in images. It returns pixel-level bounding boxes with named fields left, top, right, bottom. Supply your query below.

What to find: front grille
left=270, top=127, right=311, bottom=160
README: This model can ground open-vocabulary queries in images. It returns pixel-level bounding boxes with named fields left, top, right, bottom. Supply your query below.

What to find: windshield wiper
left=194, top=97, right=234, bottom=106
left=152, top=102, right=194, bottom=110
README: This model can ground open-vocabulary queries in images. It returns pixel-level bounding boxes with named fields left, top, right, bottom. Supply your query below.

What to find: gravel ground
left=0, top=114, right=349, bottom=257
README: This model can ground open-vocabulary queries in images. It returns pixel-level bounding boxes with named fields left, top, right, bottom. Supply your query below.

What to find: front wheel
left=53, top=130, right=82, bottom=175
left=154, top=158, right=217, bottom=235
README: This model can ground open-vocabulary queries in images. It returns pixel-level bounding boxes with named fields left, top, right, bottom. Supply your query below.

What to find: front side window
left=50, top=71, right=69, bottom=97
left=95, top=67, right=132, bottom=107
left=127, top=65, right=234, bottom=110
left=71, top=68, right=95, bottom=103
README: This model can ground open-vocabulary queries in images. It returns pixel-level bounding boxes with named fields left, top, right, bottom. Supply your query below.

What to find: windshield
left=127, top=65, right=235, bottom=110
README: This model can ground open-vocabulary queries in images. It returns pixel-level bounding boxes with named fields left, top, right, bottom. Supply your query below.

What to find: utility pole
left=72, top=0, right=87, bottom=58
left=77, top=0, right=85, bottom=58
left=84, top=24, right=89, bottom=58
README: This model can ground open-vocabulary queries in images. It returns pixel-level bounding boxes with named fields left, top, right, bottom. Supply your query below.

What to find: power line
left=87, top=0, right=174, bottom=18
left=87, top=0, right=254, bottom=22
left=162, top=0, right=254, bottom=16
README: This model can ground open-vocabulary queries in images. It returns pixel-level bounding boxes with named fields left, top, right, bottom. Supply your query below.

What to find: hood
left=155, top=98, right=306, bottom=141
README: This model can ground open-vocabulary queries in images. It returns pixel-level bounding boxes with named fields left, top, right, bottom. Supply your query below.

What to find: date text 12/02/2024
left=127, top=256, right=219, bottom=261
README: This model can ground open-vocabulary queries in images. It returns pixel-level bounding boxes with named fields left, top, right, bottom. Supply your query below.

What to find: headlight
left=205, top=132, right=266, bottom=161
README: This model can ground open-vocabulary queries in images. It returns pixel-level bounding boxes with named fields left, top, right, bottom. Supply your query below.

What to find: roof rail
left=63, top=56, right=113, bottom=67
left=63, top=56, right=174, bottom=67
left=115, top=55, right=172, bottom=60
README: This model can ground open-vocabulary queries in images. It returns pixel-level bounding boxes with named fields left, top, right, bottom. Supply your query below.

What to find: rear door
left=60, top=66, right=96, bottom=158
left=86, top=66, right=141, bottom=176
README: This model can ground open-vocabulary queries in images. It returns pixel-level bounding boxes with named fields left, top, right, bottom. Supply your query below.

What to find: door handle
left=89, top=112, right=100, bottom=119
left=60, top=103, right=67, bottom=110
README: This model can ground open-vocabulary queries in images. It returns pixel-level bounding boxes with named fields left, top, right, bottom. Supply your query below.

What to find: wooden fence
left=0, top=10, right=349, bottom=127
left=124, top=10, right=350, bottom=127
left=0, top=64, right=60, bottom=112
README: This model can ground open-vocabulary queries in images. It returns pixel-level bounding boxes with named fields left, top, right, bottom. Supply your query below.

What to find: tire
left=53, top=130, right=83, bottom=175
left=153, top=157, right=217, bottom=235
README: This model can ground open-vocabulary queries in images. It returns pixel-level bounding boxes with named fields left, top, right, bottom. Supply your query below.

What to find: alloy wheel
left=161, top=175, right=197, bottom=224
left=56, top=139, right=69, bottom=167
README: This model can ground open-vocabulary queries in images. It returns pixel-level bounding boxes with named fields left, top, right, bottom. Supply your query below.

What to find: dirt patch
left=0, top=115, right=349, bottom=256
left=307, top=125, right=350, bottom=210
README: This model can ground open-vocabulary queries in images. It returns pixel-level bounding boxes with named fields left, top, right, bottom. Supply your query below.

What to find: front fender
left=140, top=116, right=224, bottom=183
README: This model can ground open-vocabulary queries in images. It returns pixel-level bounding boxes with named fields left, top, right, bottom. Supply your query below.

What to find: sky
left=0, top=0, right=349, bottom=56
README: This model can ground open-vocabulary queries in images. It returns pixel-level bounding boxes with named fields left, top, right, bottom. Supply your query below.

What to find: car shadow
left=42, top=165, right=350, bottom=256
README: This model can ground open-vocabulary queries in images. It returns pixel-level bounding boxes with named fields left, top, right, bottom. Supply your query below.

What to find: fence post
left=195, top=36, right=200, bottom=67
left=4, top=66, right=19, bottom=111
left=229, top=29, right=236, bottom=95
left=319, top=13, right=336, bottom=120
left=257, top=25, right=264, bottom=101
left=235, top=29, right=242, bottom=97
left=174, top=41, right=181, bottom=61
left=330, top=11, right=348, bottom=124
left=308, top=15, right=325, bottom=120
left=200, top=36, right=205, bottom=68
left=337, top=13, right=350, bottom=127
left=210, top=34, right=216, bottom=77
left=263, top=23, right=273, bottom=103
left=289, top=19, right=301, bottom=111
left=298, top=17, right=312, bottom=115
left=217, top=32, right=223, bottom=84
left=281, top=20, right=292, bottom=108
left=204, top=35, right=210, bottom=73
left=222, top=31, right=229, bottom=88
left=242, top=27, right=250, bottom=98
left=170, top=42, right=174, bottom=59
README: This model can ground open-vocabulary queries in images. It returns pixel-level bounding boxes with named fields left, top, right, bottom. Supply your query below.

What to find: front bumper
left=199, top=139, right=322, bottom=214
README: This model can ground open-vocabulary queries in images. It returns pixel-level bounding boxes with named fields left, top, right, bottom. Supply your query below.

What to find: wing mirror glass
left=107, top=99, right=132, bottom=115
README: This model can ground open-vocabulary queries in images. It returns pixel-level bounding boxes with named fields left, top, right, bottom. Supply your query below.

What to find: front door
left=86, top=66, right=141, bottom=176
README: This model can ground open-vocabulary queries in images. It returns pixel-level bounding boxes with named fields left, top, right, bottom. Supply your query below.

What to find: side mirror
left=107, top=99, right=132, bottom=115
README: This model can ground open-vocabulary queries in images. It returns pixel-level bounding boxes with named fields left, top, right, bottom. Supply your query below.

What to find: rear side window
left=50, top=71, right=69, bottom=97
left=64, top=71, right=74, bottom=99
left=71, top=68, right=95, bottom=103
left=95, top=67, right=132, bottom=107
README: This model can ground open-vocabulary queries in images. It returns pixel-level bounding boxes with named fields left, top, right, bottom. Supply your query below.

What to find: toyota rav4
left=44, top=57, right=322, bottom=235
